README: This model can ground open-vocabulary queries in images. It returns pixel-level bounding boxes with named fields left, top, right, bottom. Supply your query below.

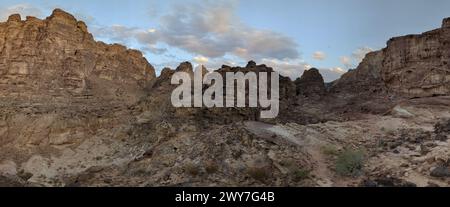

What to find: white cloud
left=193, top=55, right=209, bottom=64
left=0, top=4, right=43, bottom=21
left=352, top=46, right=373, bottom=63
left=260, top=58, right=310, bottom=79
left=312, top=51, right=326, bottom=61
left=92, top=1, right=299, bottom=61
left=141, top=45, right=167, bottom=55
left=91, top=24, right=163, bottom=54
left=339, top=46, right=374, bottom=69
left=260, top=58, right=345, bottom=82
left=340, top=56, right=353, bottom=69
left=330, top=67, right=346, bottom=73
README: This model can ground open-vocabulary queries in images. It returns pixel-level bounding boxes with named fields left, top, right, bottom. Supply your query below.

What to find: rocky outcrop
left=331, top=51, right=386, bottom=96
left=332, top=17, right=450, bottom=98
left=381, top=19, right=450, bottom=97
left=324, top=51, right=395, bottom=116
left=0, top=9, right=155, bottom=104
left=295, top=68, right=326, bottom=98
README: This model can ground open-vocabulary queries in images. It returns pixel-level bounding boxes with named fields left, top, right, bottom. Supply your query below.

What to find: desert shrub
left=321, top=145, right=340, bottom=156
left=279, top=159, right=296, bottom=168
left=247, top=167, right=270, bottom=182
left=293, top=169, right=310, bottom=182
left=184, top=163, right=200, bottom=176
left=205, top=162, right=219, bottom=174
left=335, top=149, right=365, bottom=177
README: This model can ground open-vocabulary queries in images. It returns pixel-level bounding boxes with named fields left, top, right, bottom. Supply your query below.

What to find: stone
left=443, top=17, right=450, bottom=28
left=246, top=60, right=257, bottom=68
left=392, top=106, right=415, bottom=118
left=295, top=68, right=326, bottom=98
left=0, top=161, right=17, bottom=177
left=430, top=166, right=450, bottom=178
left=7, top=14, right=21, bottom=22
left=176, top=62, right=194, bottom=74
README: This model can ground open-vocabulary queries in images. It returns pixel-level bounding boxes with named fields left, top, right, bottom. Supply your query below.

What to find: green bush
left=335, top=149, right=365, bottom=177
left=321, top=145, right=340, bottom=156
left=293, top=169, right=310, bottom=182
left=247, top=167, right=270, bottom=182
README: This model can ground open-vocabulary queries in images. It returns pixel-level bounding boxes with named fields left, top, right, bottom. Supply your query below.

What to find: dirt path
left=245, top=121, right=334, bottom=187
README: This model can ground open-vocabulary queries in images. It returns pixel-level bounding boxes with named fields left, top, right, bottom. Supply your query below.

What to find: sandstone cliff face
left=381, top=18, right=450, bottom=97
left=333, top=18, right=450, bottom=98
left=0, top=9, right=155, bottom=104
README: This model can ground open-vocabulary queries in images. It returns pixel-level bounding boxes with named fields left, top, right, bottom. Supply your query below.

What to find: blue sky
left=1, top=0, right=449, bottom=81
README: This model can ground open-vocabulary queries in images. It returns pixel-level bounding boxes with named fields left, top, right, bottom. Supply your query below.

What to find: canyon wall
left=0, top=9, right=155, bottom=104
left=333, top=18, right=450, bottom=98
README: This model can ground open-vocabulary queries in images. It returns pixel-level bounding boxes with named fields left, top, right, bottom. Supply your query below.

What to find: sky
left=1, top=0, right=449, bottom=82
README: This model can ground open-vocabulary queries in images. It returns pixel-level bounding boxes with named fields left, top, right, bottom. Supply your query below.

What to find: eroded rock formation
left=295, top=68, right=326, bottom=98
left=333, top=18, right=450, bottom=98
left=0, top=9, right=155, bottom=104
left=382, top=19, right=450, bottom=97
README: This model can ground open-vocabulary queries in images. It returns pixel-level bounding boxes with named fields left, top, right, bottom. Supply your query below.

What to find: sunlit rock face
left=0, top=9, right=155, bottom=103
left=332, top=17, right=450, bottom=98
left=381, top=20, right=450, bottom=98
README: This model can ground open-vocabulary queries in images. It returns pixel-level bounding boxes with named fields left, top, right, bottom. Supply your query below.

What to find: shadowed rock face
left=138, top=61, right=297, bottom=125
left=0, top=9, right=156, bottom=104
left=331, top=51, right=386, bottom=96
left=295, top=68, right=326, bottom=98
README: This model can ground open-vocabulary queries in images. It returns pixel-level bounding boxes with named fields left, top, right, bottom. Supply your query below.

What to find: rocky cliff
left=382, top=18, right=450, bottom=97
left=333, top=18, right=450, bottom=98
left=0, top=9, right=158, bottom=186
left=0, top=9, right=155, bottom=104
